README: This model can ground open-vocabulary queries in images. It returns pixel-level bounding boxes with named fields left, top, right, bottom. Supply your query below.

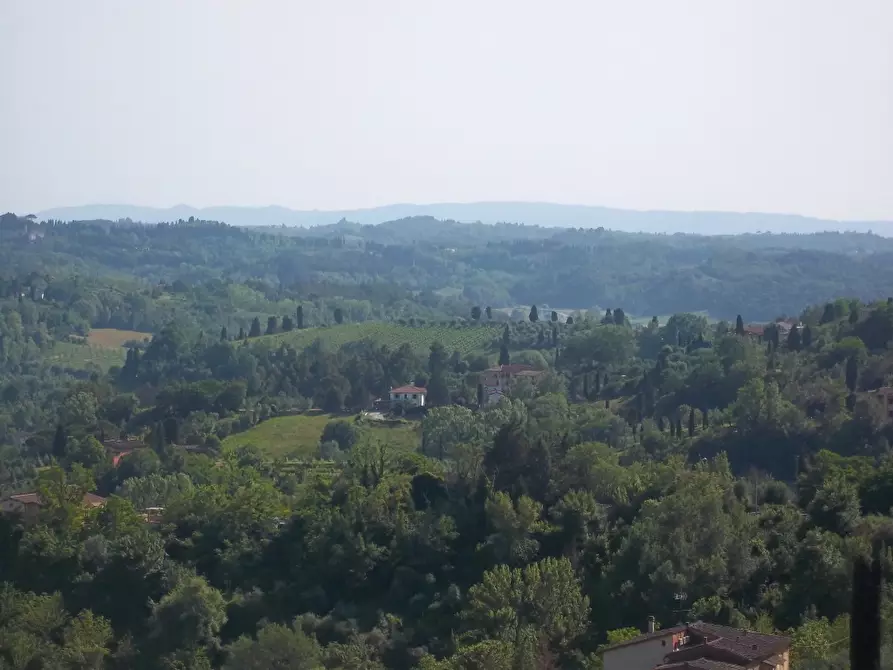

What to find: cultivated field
left=221, top=412, right=421, bottom=459
left=260, top=322, right=501, bottom=356
left=87, top=328, right=152, bottom=348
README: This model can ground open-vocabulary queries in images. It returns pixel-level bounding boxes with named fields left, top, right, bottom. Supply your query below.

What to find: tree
left=802, top=324, right=813, bottom=348
left=849, top=305, right=860, bottom=324
left=566, top=316, right=574, bottom=325
left=223, top=621, right=321, bottom=670
left=787, top=325, right=801, bottom=351
left=601, top=309, right=613, bottom=325
left=471, top=306, right=482, bottom=321
left=499, top=343, right=511, bottom=366
left=846, top=355, right=859, bottom=393
left=735, top=314, right=745, bottom=336
left=266, top=316, right=278, bottom=335
left=321, top=419, right=359, bottom=451
left=52, top=424, right=68, bottom=459
left=219, top=326, right=228, bottom=341
left=462, top=557, right=589, bottom=653
left=502, top=323, right=511, bottom=347
left=688, top=407, right=695, bottom=437
left=529, top=305, right=539, bottom=323
left=477, top=383, right=484, bottom=407
left=613, top=308, right=626, bottom=325
left=296, top=305, right=304, bottom=329
left=486, top=306, right=492, bottom=320
left=237, top=326, right=246, bottom=340
left=249, top=317, right=262, bottom=338
left=333, top=307, right=344, bottom=324
left=148, top=576, right=227, bottom=660
left=551, top=310, right=558, bottom=323
left=281, top=315, right=294, bottom=331
left=821, top=303, right=836, bottom=324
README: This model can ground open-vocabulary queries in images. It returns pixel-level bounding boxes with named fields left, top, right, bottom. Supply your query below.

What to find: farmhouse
left=0, top=491, right=106, bottom=524
left=389, top=385, right=427, bottom=408
left=479, top=364, right=545, bottom=405
left=602, top=618, right=790, bottom=670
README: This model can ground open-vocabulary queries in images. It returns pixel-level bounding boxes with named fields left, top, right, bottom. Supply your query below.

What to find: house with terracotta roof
left=389, top=385, right=427, bottom=408
left=0, top=491, right=106, bottom=524
left=479, top=364, right=545, bottom=405
left=602, top=619, right=790, bottom=670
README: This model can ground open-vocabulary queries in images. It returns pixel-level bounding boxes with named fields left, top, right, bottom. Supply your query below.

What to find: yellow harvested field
left=87, top=329, right=152, bottom=348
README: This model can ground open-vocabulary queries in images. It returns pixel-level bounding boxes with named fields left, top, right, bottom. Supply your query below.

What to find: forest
left=3, top=211, right=893, bottom=668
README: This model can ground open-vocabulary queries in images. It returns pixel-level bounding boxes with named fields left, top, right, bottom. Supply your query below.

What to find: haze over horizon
left=3, top=1, right=893, bottom=222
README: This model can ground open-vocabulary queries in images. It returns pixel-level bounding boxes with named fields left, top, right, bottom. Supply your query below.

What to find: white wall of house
left=389, top=392, right=425, bottom=407
left=602, top=634, right=675, bottom=670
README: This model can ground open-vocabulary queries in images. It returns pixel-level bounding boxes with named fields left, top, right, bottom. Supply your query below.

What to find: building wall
left=389, top=392, right=425, bottom=407
left=0, top=499, right=39, bottom=523
left=603, top=634, right=675, bottom=670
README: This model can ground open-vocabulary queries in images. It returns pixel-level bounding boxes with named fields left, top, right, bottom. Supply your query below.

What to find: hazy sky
left=2, top=1, right=892, bottom=219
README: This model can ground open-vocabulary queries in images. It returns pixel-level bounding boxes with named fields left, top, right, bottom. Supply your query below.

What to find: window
left=412, top=394, right=417, bottom=399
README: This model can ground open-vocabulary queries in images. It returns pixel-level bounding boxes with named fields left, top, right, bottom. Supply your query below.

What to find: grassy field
left=45, top=341, right=127, bottom=371
left=259, top=322, right=501, bottom=356
left=222, top=412, right=421, bottom=459
left=87, top=328, right=151, bottom=348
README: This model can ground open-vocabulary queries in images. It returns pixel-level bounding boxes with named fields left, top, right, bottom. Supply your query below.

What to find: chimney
left=647, top=616, right=656, bottom=634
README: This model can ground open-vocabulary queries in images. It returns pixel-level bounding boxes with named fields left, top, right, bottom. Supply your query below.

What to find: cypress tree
left=602, top=309, right=613, bottom=324
left=237, top=326, right=246, bottom=340
left=688, top=407, right=695, bottom=437
left=52, top=424, right=67, bottom=459
left=566, top=316, right=574, bottom=325
left=846, top=355, right=859, bottom=392
left=821, top=303, right=835, bottom=324
left=498, top=343, right=510, bottom=366
left=735, top=315, right=745, bottom=336
left=485, top=306, right=492, bottom=320
left=675, top=417, right=683, bottom=437
left=249, top=317, right=262, bottom=338
left=849, top=306, right=860, bottom=324
left=551, top=310, right=558, bottom=322
left=266, top=316, right=278, bottom=335
left=334, top=308, right=344, bottom=324
left=296, top=305, right=304, bottom=329
left=787, top=325, right=801, bottom=351
left=529, top=305, right=539, bottom=322
left=502, top=323, right=511, bottom=347
left=220, top=325, right=228, bottom=341
left=802, top=324, right=813, bottom=348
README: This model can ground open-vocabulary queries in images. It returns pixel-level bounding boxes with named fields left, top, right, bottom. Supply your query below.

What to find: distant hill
left=35, top=202, right=893, bottom=235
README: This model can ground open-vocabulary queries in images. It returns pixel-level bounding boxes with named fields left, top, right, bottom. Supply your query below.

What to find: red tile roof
left=390, top=385, right=427, bottom=394
left=603, top=620, right=789, bottom=667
